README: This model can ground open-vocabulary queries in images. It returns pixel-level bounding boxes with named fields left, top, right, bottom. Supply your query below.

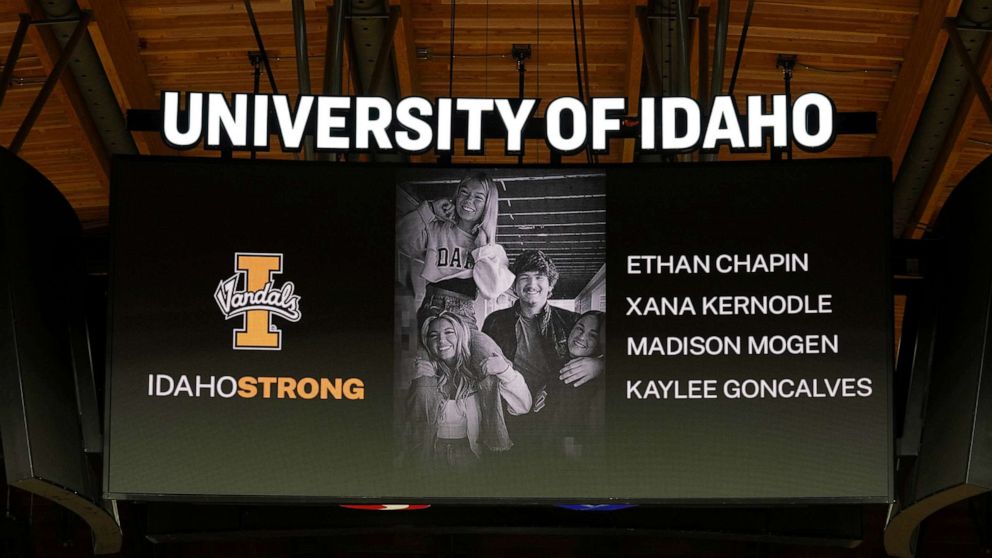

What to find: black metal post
left=637, top=7, right=663, bottom=95
left=701, top=0, right=729, bottom=162
left=292, top=0, right=314, bottom=160
left=513, top=45, right=531, bottom=164
left=695, top=8, right=710, bottom=162
left=578, top=0, right=592, bottom=103
left=344, top=22, right=363, bottom=162
left=711, top=0, right=729, bottom=98
left=771, top=54, right=796, bottom=161
left=243, top=0, right=279, bottom=94
left=0, top=14, right=31, bottom=111
left=727, top=0, right=755, bottom=97
left=10, top=11, right=91, bottom=155
left=674, top=0, right=690, bottom=98
left=324, top=2, right=347, bottom=96
left=698, top=8, right=710, bottom=109
left=517, top=59, right=526, bottom=99
left=518, top=58, right=524, bottom=163
left=783, top=59, right=793, bottom=160
left=250, top=52, right=262, bottom=160
left=321, top=2, right=347, bottom=162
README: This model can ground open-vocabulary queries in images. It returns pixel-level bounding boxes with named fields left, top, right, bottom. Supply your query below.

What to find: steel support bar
left=945, top=18, right=992, bottom=123
left=293, top=0, right=313, bottom=96
left=10, top=11, right=91, bottom=154
left=784, top=65, right=793, bottom=160
left=956, top=23, right=992, bottom=32
left=321, top=2, right=347, bottom=161
left=702, top=0, right=729, bottom=162
left=727, top=0, right=755, bottom=97
left=292, top=0, right=314, bottom=160
left=647, top=14, right=699, bottom=20
left=636, top=6, right=663, bottom=95
left=569, top=0, right=585, bottom=101
left=517, top=60, right=525, bottom=99
left=711, top=0, right=729, bottom=96
left=28, top=16, right=83, bottom=26
left=250, top=52, right=262, bottom=160
left=0, top=14, right=31, bottom=110
left=674, top=0, right=691, bottom=98
left=579, top=0, right=592, bottom=103
left=368, top=6, right=400, bottom=97
left=243, top=0, right=279, bottom=94
left=698, top=7, right=709, bottom=109
left=323, top=2, right=347, bottom=95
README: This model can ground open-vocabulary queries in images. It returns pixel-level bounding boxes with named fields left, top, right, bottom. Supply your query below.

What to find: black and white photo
left=394, top=168, right=608, bottom=476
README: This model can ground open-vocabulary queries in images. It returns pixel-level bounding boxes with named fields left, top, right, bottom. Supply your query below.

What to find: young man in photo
left=482, top=250, right=604, bottom=458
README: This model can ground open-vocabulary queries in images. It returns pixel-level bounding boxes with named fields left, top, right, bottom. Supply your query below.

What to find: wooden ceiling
left=0, top=0, right=989, bottom=234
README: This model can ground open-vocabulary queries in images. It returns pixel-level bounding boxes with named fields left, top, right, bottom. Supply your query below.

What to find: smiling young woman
left=397, top=171, right=514, bottom=330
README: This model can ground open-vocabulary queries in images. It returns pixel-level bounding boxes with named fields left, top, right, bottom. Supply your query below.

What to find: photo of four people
left=394, top=169, right=606, bottom=476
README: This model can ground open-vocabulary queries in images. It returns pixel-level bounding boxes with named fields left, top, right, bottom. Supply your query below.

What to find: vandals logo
left=214, top=253, right=302, bottom=350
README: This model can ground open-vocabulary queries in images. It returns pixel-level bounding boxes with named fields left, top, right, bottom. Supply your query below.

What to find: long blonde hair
left=421, top=312, right=480, bottom=400
left=452, top=172, right=500, bottom=245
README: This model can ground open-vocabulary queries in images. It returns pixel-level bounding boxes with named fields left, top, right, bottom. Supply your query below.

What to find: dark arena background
left=1, top=0, right=992, bottom=557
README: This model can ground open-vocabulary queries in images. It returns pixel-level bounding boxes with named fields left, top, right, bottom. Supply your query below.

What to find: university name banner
left=105, top=156, right=891, bottom=503
left=159, top=92, right=836, bottom=155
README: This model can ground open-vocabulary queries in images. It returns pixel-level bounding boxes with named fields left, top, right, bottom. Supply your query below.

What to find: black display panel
left=105, top=156, right=891, bottom=503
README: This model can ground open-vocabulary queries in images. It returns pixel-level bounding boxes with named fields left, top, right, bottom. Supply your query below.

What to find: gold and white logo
left=214, top=252, right=302, bottom=350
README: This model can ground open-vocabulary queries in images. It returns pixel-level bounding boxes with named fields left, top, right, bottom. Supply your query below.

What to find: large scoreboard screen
left=105, top=156, right=891, bottom=503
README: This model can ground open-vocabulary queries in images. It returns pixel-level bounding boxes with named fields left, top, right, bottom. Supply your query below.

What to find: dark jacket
left=482, top=301, right=579, bottom=390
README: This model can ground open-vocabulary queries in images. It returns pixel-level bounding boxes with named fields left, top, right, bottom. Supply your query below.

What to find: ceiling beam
left=23, top=3, right=109, bottom=189
left=77, top=0, right=171, bottom=155
left=870, top=0, right=962, bottom=177
left=905, top=38, right=992, bottom=239
left=623, top=3, right=644, bottom=163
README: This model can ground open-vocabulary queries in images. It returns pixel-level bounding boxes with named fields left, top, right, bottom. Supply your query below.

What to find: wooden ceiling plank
left=755, top=0, right=918, bottom=16
left=78, top=0, right=171, bottom=155
left=870, top=0, right=962, bottom=177
left=622, top=2, right=643, bottom=163
left=906, top=39, right=992, bottom=239
left=22, top=4, right=109, bottom=189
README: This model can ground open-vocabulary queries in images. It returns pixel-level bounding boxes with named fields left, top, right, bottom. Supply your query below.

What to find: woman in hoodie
left=397, top=171, right=514, bottom=330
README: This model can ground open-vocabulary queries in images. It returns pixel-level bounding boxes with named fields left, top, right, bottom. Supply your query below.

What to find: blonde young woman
left=397, top=171, right=514, bottom=330
left=403, top=312, right=531, bottom=471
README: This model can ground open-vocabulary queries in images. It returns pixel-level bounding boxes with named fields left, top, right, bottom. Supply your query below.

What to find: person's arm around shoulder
left=473, top=332, right=530, bottom=416
left=396, top=199, right=453, bottom=258
left=559, top=357, right=604, bottom=387
left=484, top=356, right=532, bottom=415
